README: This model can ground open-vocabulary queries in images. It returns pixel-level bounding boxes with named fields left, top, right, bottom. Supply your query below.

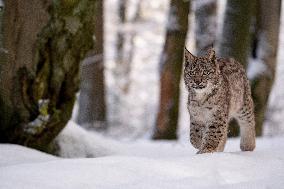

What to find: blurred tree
left=77, top=0, right=107, bottom=130
left=218, top=0, right=252, bottom=67
left=194, top=0, right=217, bottom=56
left=110, top=0, right=129, bottom=128
left=122, top=0, right=142, bottom=93
left=115, top=0, right=142, bottom=93
left=152, top=0, right=190, bottom=140
left=0, top=0, right=97, bottom=152
left=218, top=0, right=253, bottom=137
left=250, top=0, right=281, bottom=136
left=116, top=0, right=127, bottom=63
left=111, top=0, right=142, bottom=130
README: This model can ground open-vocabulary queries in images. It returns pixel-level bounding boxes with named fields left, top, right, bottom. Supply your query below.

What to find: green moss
left=38, top=100, right=49, bottom=116
left=32, top=58, right=50, bottom=101
left=62, top=0, right=80, bottom=7
left=73, top=0, right=90, bottom=16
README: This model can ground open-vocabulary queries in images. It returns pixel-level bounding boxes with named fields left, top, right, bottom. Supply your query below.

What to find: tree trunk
left=152, top=0, right=190, bottom=140
left=0, top=0, right=97, bottom=152
left=218, top=0, right=253, bottom=137
left=194, top=0, right=217, bottom=56
left=77, top=0, right=107, bottom=130
left=218, top=0, right=252, bottom=67
left=250, top=0, right=281, bottom=136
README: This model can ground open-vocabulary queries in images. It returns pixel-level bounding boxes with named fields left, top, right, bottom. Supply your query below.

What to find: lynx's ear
left=184, top=47, right=195, bottom=66
left=207, top=47, right=216, bottom=61
left=207, top=47, right=219, bottom=73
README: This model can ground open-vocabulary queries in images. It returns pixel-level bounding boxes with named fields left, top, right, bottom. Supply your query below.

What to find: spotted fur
left=184, top=47, right=255, bottom=154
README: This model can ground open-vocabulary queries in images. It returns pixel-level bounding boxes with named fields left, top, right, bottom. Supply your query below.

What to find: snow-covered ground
left=1, top=121, right=284, bottom=189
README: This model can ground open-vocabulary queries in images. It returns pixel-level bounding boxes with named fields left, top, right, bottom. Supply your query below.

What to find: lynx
left=183, top=47, right=255, bottom=154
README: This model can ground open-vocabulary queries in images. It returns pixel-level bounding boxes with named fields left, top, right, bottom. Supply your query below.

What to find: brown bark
left=0, top=0, right=97, bottom=152
left=152, top=0, right=190, bottom=140
left=77, top=0, right=107, bottom=130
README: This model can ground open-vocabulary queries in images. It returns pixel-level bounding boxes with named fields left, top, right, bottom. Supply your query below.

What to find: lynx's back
left=217, top=57, right=252, bottom=118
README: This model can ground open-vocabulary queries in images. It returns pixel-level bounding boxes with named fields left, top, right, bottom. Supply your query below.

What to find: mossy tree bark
left=251, top=0, right=281, bottom=136
left=77, top=0, right=107, bottom=130
left=218, top=0, right=253, bottom=137
left=152, top=0, right=190, bottom=140
left=0, top=0, right=97, bottom=152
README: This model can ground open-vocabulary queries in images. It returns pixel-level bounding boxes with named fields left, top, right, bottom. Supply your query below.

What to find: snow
left=3, top=122, right=284, bottom=188
left=1, top=123, right=284, bottom=189
left=166, top=5, right=179, bottom=31
left=247, top=31, right=274, bottom=80
left=0, top=144, right=57, bottom=167
left=247, top=58, right=267, bottom=80
left=55, top=121, right=124, bottom=158
left=193, top=0, right=217, bottom=11
left=24, top=99, right=50, bottom=135
left=81, top=54, right=104, bottom=66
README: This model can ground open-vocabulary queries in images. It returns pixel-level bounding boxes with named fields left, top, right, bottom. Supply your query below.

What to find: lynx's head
left=184, top=47, right=220, bottom=92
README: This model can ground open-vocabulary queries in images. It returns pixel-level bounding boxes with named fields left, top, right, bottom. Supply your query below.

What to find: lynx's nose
left=195, top=78, right=202, bottom=85
left=194, top=85, right=205, bottom=89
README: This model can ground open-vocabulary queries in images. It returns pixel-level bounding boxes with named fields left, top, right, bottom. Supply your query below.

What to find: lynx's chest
left=188, top=91, right=215, bottom=122
left=189, top=103, right=213, bottom=122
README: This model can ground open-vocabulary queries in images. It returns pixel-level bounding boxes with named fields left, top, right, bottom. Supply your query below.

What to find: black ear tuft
left=207, top=47, right=216, bottom=61
left=184, top=46, right=195, bottom=66
left=207, top=47, right=219, bottom=72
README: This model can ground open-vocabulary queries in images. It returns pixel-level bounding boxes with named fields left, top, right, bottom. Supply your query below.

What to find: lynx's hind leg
left=237, top=96, right=256, bottom=151
left=217, top=133, right=227, bottom=152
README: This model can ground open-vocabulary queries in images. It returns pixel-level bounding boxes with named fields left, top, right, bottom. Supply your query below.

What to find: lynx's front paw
left=196, top=148, right=216, bottom=154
